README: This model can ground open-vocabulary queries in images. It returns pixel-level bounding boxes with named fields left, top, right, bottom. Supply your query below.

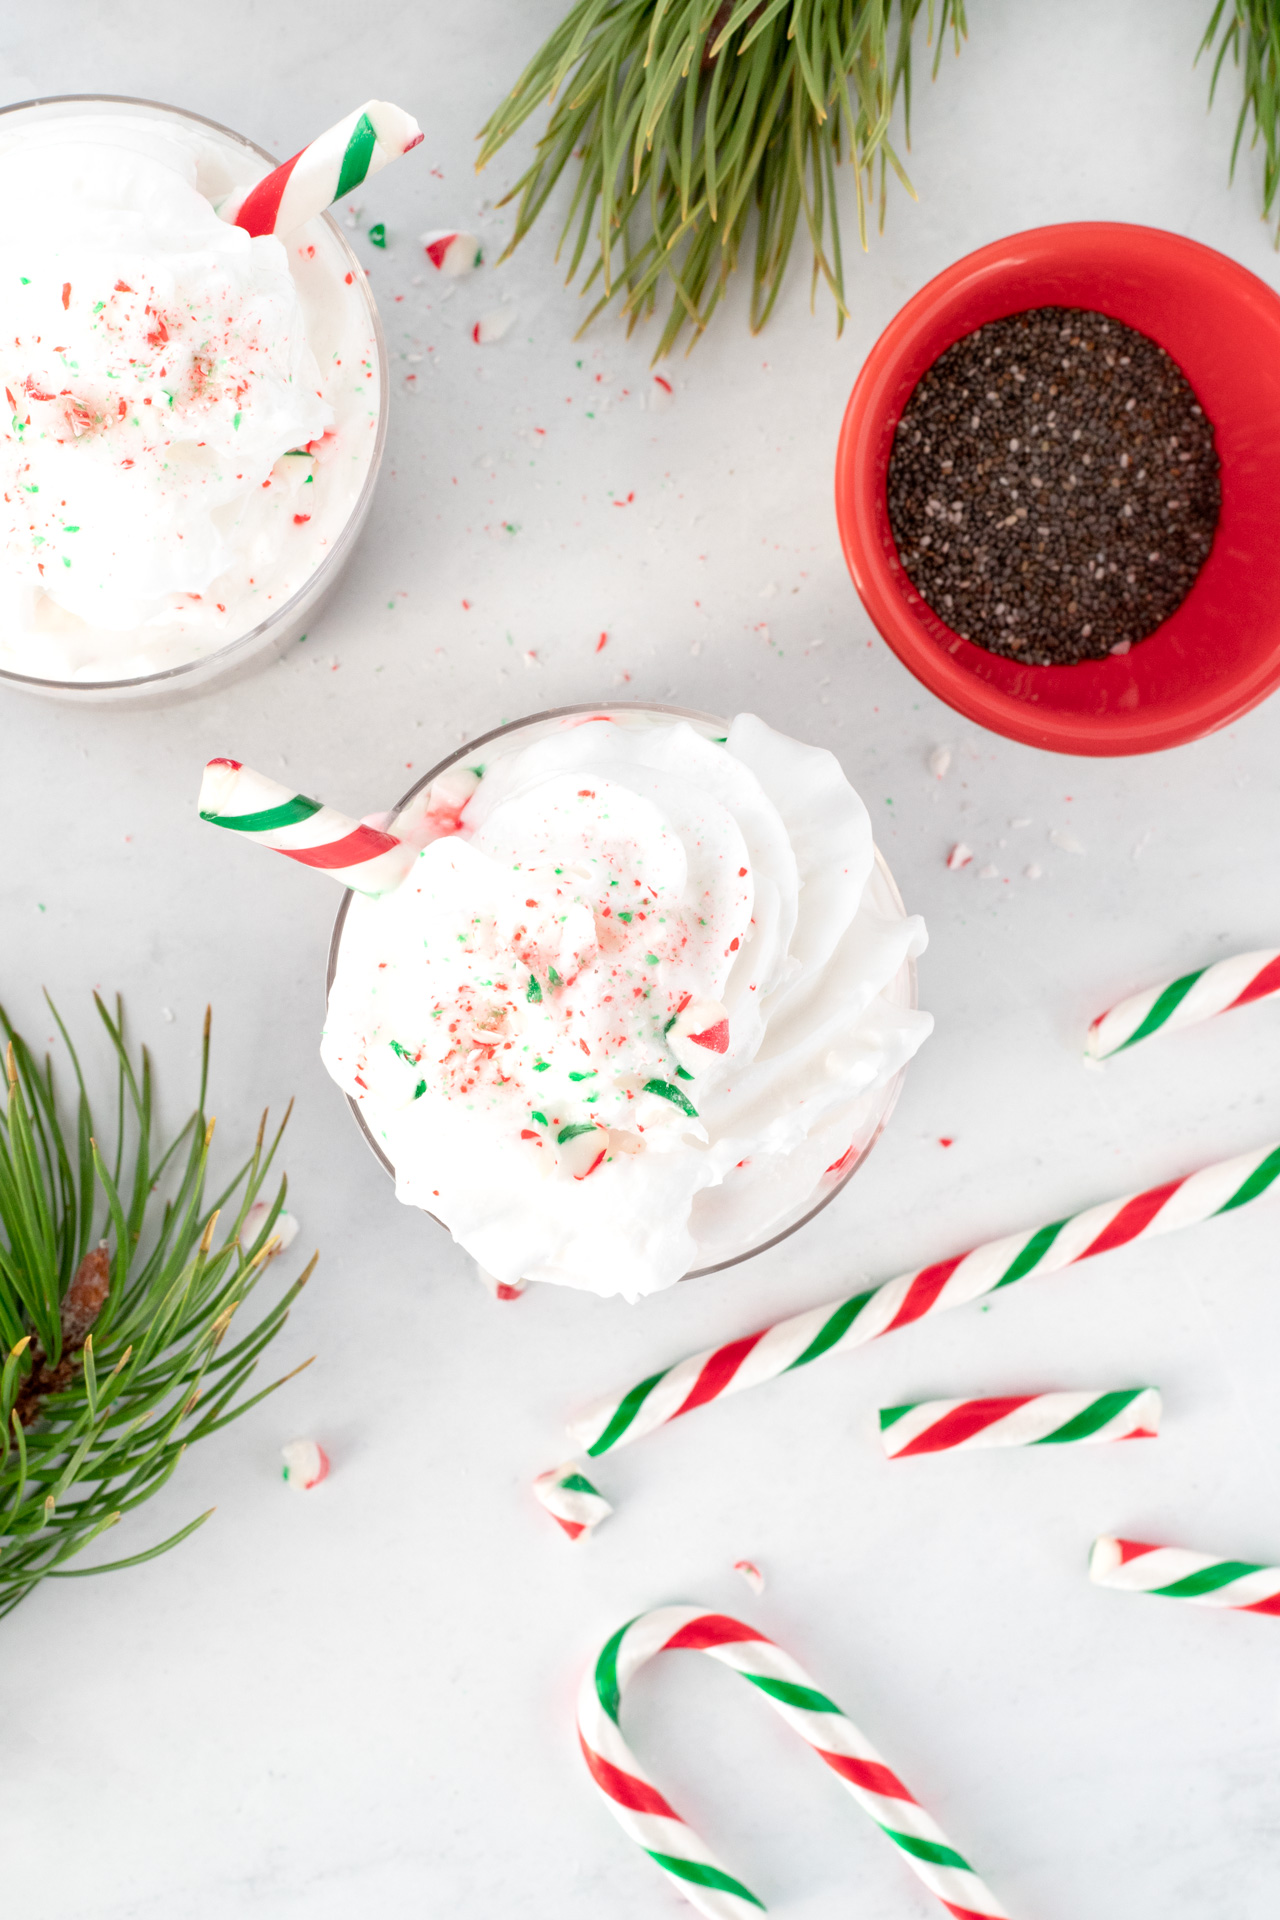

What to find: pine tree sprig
left=477, top=0, right=967, bottom=358
left=0, top=997, right=313, bottom=1620
left=1202, top=0, right=1280, bottom=235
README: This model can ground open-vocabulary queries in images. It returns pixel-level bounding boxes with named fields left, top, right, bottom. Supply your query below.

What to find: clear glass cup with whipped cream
left=324, top=705, right=932, bottom=1300
left=0, top=96, right=387, bottom=704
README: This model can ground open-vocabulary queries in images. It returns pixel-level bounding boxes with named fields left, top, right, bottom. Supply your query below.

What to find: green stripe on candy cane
left=571, top=1142, right=1280, bottom=1459
left=1111, top=971, right=1201, bottom=1052
left=1156, top=1560, right=1264, bottom=1599
left=1033, top=1388, right=1145, bottom=1444
left=646, top=1855, right=765, bottom=1908
left=335, top=112, right=379, bottom=198
left=198, top=794, right=322, bottom=834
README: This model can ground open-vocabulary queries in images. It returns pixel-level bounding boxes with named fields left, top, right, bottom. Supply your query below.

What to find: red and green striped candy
left=569, top=1142, right=1280, bottom=1459
left=578, top=1606, right=1009, bottom=1918
left=880, top=1386, right=1161, bottom=1458
left=198, top=758, right=416, bottom=895
left=221, top=100, right=423, bottom=239
left=1090, top=1538, right=1280, bottom=1616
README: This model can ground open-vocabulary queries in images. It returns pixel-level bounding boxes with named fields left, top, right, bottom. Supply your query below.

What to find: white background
left=2, top=3, right=1279, bottom=1915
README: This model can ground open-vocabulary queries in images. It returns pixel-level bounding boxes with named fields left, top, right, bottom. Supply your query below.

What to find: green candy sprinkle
left=368, top=223, right=387, bottom=248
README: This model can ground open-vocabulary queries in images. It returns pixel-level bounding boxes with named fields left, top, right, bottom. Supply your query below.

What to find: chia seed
left=885, top=307, right=1221, bottom=666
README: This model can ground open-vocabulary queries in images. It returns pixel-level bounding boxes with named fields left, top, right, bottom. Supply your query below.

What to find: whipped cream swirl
left=322, top=714, right=931, bottom=1298
left=0, top=112, right=378, bottom=681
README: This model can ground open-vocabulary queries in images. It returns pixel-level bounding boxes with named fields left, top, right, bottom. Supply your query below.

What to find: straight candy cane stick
left=1085, top=949, right=1280, bottom=1059
left=1089, top=1538, right=1280, bottom=1615
left=880, top=1387, right=1161, bottom=1458
left=220, top=101, right=423, bottom=238
left=569, top=1142, right=1280, bottom=1457
left=198, top=759, right=416, bottom=895
left=579, top=1606, right=1010, bottom=1920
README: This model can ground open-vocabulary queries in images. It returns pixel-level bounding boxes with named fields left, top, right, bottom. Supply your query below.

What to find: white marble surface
left=3, top=3, right=1279, bottom=1915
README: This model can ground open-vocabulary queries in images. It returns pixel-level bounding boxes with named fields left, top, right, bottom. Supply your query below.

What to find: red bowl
left=835, top=222, right=1280, bottom=755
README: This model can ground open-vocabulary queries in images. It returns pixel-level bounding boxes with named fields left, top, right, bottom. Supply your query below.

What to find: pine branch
left=476, top=0, right=967, bottom=358
left=1202, top=0, right=1280, bottom=235
left=0, top=998, right=314, bottom=1619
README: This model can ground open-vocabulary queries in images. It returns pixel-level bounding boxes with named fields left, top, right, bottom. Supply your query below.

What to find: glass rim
left=325, top=702, right=919, bottom=1283
left=0, top=92, right=389, bottom=696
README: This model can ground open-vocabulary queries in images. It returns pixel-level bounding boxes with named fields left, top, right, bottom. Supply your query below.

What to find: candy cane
left=569, top=1143, right=1280, bottom=1458
left=879, top=1387, right=1161, bottom=1458
left=1085, top=950, right=1280, bottom=1060
left=220, top=101, right=423, bottom=239
left=198, top=758, right=416, bottom=895
left=533, top=1462, right=612, bottom=1541
left=1089, top=1538, right=1280, bottom=1615
left=579, top=1606, right=1009, bottom=1920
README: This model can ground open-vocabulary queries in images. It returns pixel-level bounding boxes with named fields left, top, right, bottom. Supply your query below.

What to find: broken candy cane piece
left=556, top=1122, right=609, bottom=1180
left=421, top=229, right=482, bottom=275
left=475, top=1262, right=527, bottom=1302
left=666, top=997, right=730, bottom=1077
left=734, top=1559, right=766, bottom=1595
left=472, top=306, right=516, bottom=345
left=928, top=745, right=952, bottom=779
left=533, top=1461, right=613, bottom=1541
left=240, top=1201, right=300, bottom=1256
left=946, top=843, right=973, bottom=870
left=281, top=1439, right=329, bottom=1490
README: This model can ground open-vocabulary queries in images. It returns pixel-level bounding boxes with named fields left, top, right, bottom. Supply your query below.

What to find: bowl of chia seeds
left=835, top=222, right=1280, bottom=755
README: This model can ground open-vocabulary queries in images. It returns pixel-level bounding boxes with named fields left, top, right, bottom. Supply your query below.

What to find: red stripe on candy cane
left=579, top=1735, right=683, bottom=1819
left=280, top=824, right=402, bottom=870
left=662, top=1614, right=768, bottom=1653
left=814, top=1752, right=915, bottom=1801
left=884, top=1255, right=966, bottom=1331
left=232, top=150, right=304, bottom=237
left=1079, top=1179, right=1182, bottom=1258
left=1244, top=1593, right=1280, bottom=1616
left=672, top=1333, right=768, bottom=1418
left=1229, top=953, right=1280, bottom=1008
left=893, top=1395, right=1037, bottom=1456
left=1113, top=1539, right=1160, bottom=1567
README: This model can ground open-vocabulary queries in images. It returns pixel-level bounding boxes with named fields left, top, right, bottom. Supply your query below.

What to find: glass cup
left=0, top=95, right=388, bottom=706
left=326, top=703, right=920, bottom=1282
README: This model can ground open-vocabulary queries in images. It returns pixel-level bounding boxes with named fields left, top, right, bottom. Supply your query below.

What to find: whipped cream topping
left=323, top=713, right=931, bottom=1300
left=0, top=112, right=379, bottom=681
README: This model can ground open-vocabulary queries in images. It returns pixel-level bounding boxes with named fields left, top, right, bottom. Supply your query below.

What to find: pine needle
left=477, top=0, right=968, bottom=358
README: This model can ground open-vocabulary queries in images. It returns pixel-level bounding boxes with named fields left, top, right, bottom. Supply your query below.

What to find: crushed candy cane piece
left=648, top=373, right=674, bottom=412
left=421, top=229, right=482, bottom=276
left=734, top=1559, right=766, bottom=1595
left=367, top=222, right=387, bottom=249
left=667, top=997, right=730, bottom=1076
left=1025, top=863, right=1043, bottom=880
left=241, top=1200, right=300, bottom=1256
left=281, top=1439, right=329, bottom=1491
left=946, top=843, right=973, bottom=870
left=1050, top=828, right=1086, bottom=854
left=928, top=745, right=952, bottom=780
left=533, top=1461, right=612, bottom=1540
left=473, top=306, right=516, bottom=345
left=475, top=1262, right=526, bottom=1302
